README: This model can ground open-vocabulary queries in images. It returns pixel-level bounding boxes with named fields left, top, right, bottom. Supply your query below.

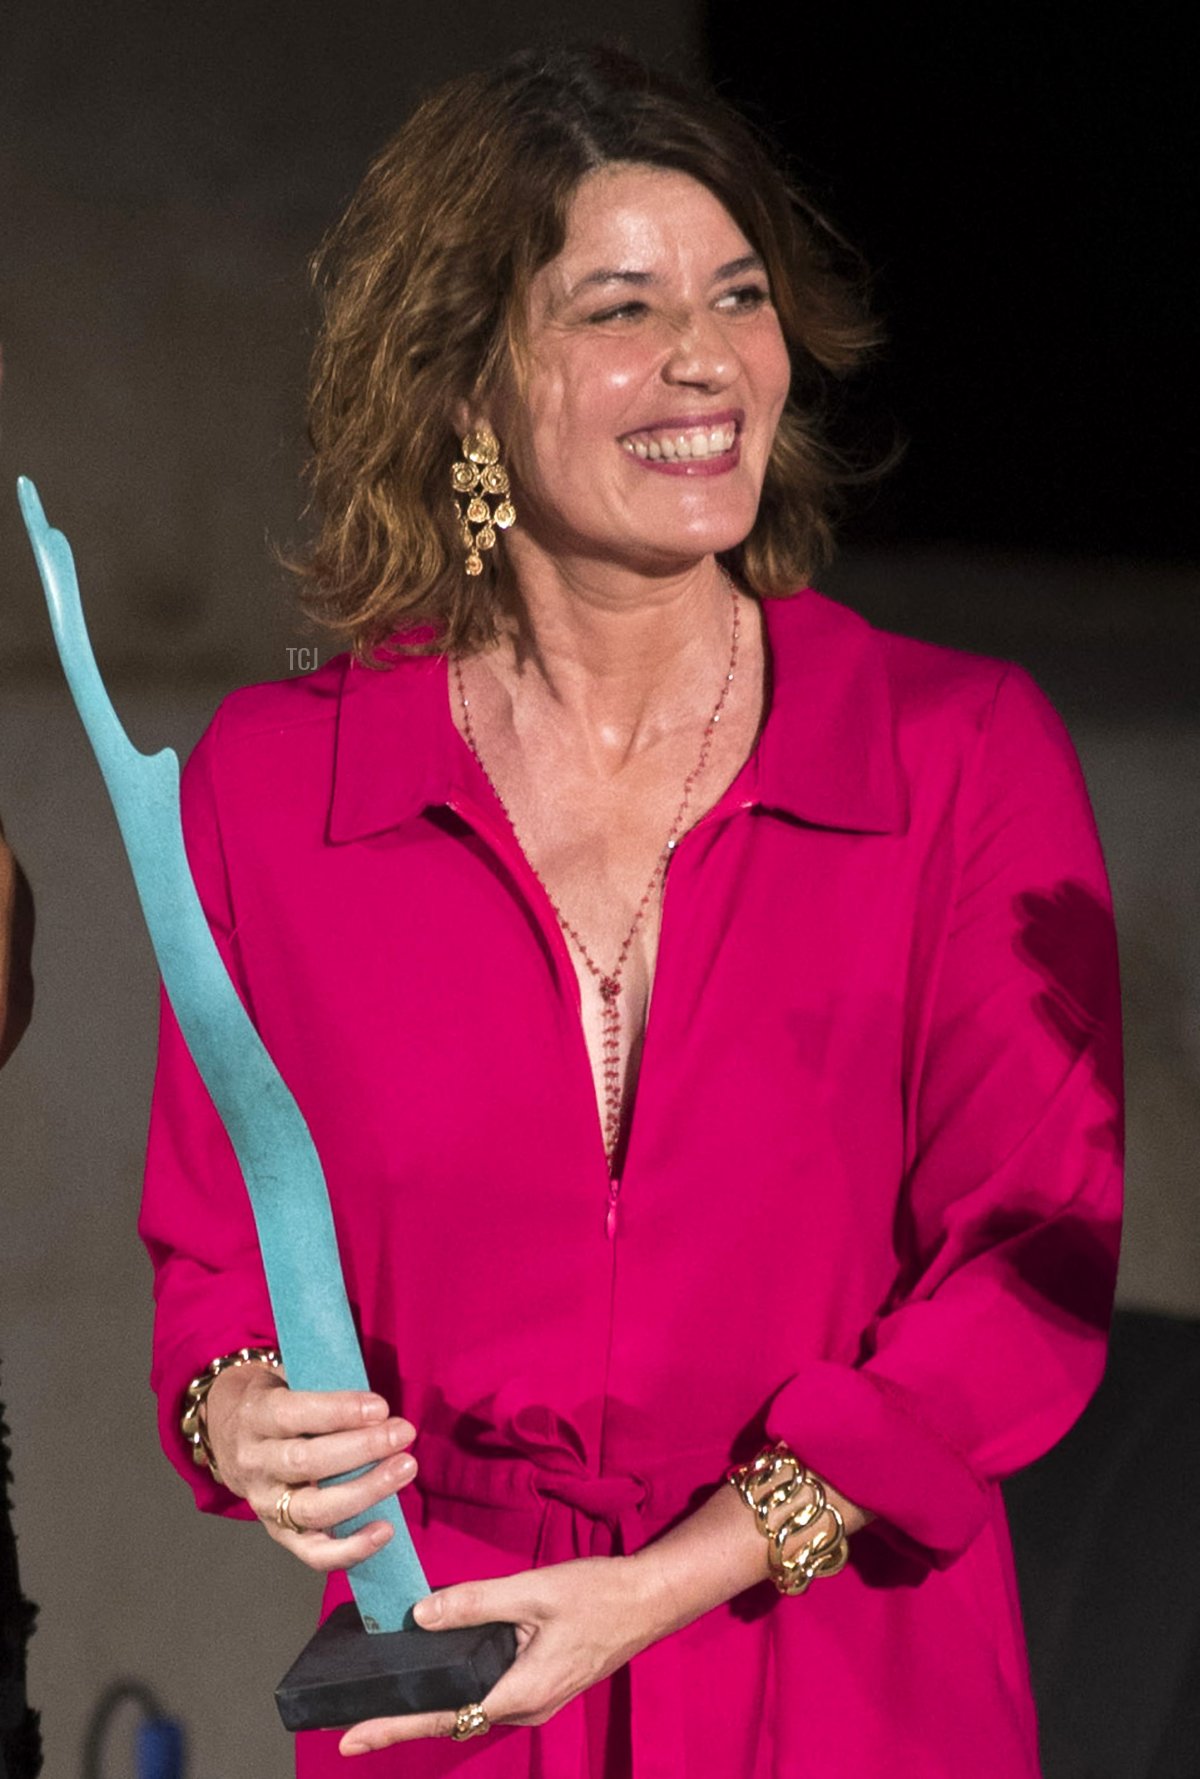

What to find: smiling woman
left=139, top=42, right=1123, bottom=1779
left=293, top=45, right=878, bottom=660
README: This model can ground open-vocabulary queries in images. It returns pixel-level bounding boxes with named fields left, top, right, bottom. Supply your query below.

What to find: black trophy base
left=275, top=1603, right=518, bottom=1732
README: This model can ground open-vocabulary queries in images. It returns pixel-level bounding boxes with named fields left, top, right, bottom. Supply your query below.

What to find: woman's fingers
left=340, top=1709, right=457, bottom=1754
left=271, top=1516, right=397, bottom=1575
left=252, top=1387, right=394, bottom=1438
left=235, top=1378, right=416, bottom=1499
left=337, top=1556, right=644, bottom=1750
left=257, top=1449, right=418, bottom=1535
left=205, top=1372, right=405, bottom=1493
left=338, top=1581, right=540, bottom=1749
left=201, top=1370, right=424, bottom=1571
left=337, top=1631, right=557, bottom=1752
left=268, top=1414, right=416, bottom=1484
left=413, top=1574, right=541, bottom=1632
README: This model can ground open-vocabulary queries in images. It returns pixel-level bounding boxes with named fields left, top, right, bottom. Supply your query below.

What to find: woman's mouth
left=618, top=418, right=743, bottom=462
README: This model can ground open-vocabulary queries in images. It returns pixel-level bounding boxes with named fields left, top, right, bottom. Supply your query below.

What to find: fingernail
left=368, top=1523, right=393, bottom=1548
left=413, top=1594, right=440, bottom=1627
left=386, top=1420, right=407, bottom=1448
left=363, top=1397, right=387, bottom=1422
left=395, top=1454, right=416, bottom=1479
left=342, top=1740, right=366, bottom=1756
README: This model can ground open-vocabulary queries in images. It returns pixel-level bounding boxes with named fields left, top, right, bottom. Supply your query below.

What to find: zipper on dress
left=605, top=1176, right=621, bottom=1240
left=602, top=793, right=756, bottom=1240
left=448, top=786, right=756, bottom=1243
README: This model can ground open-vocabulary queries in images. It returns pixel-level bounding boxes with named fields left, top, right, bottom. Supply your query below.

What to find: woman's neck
left=485, top=550, right=739, bottom=771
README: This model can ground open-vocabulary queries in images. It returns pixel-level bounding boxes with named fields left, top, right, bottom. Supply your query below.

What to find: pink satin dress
left=140, top=588, right=1123, bottom=1777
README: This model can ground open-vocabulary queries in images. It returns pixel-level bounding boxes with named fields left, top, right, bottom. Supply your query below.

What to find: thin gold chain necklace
left=451, top=581, right=741, bottom=1182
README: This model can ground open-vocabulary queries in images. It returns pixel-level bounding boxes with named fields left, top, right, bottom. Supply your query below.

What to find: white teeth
left=620, top=422, right=737, bottom=457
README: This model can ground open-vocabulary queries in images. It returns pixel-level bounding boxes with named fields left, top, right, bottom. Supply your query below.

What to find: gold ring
left=450, top=1702, right=490, bottom=1741
left=275, top=1488, right=304, bottom=1535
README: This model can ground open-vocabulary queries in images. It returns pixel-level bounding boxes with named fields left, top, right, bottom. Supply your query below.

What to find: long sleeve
left=768, top=664, right=1123, bottom=1562
left=138, top=703, right=277, bottom=1518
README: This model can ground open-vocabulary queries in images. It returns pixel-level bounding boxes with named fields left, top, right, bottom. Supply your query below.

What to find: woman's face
left=490, top=163, right=793, bottom=574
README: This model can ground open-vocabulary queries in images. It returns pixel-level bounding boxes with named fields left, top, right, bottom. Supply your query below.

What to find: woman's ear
left=453, top=400, right=493, bottom=440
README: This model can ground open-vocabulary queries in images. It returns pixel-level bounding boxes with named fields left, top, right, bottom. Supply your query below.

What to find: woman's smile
left=618, top=409, right=743, bottom=474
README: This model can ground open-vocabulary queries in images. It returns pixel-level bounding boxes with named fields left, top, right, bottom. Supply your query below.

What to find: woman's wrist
left=629, top=1481, right=771, bottom=1644
left=631, top=1457, right=874, bottom=1642
left=181, top=1346, right=283, bottom=1482
left=727, top=1444, right=851, bottom=1596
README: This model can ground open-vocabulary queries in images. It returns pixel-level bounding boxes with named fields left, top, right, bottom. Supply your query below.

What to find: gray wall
left=0, top=3, right=709, bottom=687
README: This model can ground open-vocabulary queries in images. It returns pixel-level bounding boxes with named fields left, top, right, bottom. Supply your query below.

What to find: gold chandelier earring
left=450, top=425, right=516, bottom=576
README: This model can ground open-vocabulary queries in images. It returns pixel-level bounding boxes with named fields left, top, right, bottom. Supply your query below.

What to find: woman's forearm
left=629, top=1471, right=873, bottom=1645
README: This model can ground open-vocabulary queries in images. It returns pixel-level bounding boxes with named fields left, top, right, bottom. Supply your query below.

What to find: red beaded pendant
left=452, top=581, right=741, bottom=1192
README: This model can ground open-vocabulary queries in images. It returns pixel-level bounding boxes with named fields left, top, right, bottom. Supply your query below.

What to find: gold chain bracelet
left=181, top=1346, right=283, bottom=1483
left=727, top=1442, right=850, bottom=1596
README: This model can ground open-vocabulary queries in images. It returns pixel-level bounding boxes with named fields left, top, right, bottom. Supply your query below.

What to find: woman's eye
left=716, top=284, right=771, bottom=312
left=587, top=301, right=648, bottom=324
left=584, top=285, right=769, bottom=325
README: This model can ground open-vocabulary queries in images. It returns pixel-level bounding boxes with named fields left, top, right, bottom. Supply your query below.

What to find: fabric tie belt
left=413, top=1404, right=725, bottom=1779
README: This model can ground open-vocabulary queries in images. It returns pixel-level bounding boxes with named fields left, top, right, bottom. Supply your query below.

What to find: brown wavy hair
left=295, top=44, right=882, bottom=662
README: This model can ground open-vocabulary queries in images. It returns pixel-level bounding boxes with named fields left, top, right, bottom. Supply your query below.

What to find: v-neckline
left=440, top=628, right=769, bottom=1213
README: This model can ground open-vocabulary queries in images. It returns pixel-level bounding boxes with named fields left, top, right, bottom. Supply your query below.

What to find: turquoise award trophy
left=17, top=478, right=516, bottom=1730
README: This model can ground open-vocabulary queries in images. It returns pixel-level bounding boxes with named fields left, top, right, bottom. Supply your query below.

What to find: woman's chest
left=232, top=810, right=922, bottom=1387
left=232, top=807, right=928, bottom=1205
left=459, top=687, right=767, bottom=1153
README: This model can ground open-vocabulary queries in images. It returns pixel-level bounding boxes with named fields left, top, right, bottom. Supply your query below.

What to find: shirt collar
left=755, top=589, right=904, bottom=833
left=328, top=589, right=904, bottom=844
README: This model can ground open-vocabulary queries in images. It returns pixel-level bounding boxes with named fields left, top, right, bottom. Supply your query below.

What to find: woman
left=140, top=45, right=1123, bottom=1778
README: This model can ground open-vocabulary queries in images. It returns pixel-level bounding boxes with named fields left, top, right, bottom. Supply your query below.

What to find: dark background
left=6, top=4, right=1193, bottom=707
left=708, top=2, right=1197, bottom=565
left=4, top=4, right=1196, bottom=580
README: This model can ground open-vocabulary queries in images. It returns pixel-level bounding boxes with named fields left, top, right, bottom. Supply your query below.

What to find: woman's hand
left=337, top=1466, right=874, bottom=1755
left=203, top=1364, right=418, bottom=1572
left=340, top=1554, right=660, bottom=1756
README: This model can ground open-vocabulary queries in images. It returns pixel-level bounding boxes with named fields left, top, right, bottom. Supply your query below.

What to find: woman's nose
left=661, top=309, right=737, bottom=390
